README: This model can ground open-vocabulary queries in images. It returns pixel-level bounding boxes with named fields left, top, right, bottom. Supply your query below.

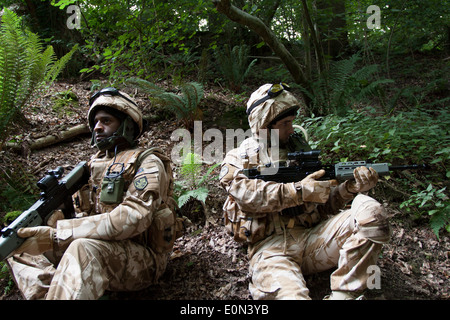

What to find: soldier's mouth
left=96, top=134, right=107, bottom=142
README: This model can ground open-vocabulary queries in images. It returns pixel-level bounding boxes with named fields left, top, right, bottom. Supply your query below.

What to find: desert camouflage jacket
left=55, top=147, right=176, bottom=253
left=220, top=137, right=356, bottom=243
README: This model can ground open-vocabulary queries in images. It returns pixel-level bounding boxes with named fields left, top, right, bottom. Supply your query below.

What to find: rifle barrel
left=389, top=164, right=427, bottom=171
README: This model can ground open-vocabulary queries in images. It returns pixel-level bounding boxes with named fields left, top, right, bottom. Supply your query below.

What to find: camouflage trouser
left=7, top=239, right=167, bottom=300
left=248, top=194, right=391, bottom=300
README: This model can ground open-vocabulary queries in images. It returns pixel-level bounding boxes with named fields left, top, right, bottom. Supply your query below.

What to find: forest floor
left=0, top=74, right=449, bottom=301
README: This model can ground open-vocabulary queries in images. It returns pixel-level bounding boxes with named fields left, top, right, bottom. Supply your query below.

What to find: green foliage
left=346, top=0, right=450, bottom=54
left=51, top=0, right=78, bottom=9
left=0, top=261, right=15, bottom=295
left=299, top=107, right=449, bottom=166
left=296, top=54, right=394, bottom=116
left=299, top=108, right=449, bottom=236
left=72, top=0, right=213, bottom=83
left=174, top=153, right=219, bottom=208
left=0, top=162, right=39, bottom=217
left=0, top=9, right=77, bottom=145
left=2, top=211, right=22, bottom=225
left=51, top=88, right=79, bottom=116
left=127, top=78, right=204, bottom=130
left=214, top=44, right=257, bottom=92
left=400, top=184, right=449, bottom=239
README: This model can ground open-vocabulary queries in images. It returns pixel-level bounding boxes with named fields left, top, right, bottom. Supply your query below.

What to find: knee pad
left=350, top=195, right=391, bottom=244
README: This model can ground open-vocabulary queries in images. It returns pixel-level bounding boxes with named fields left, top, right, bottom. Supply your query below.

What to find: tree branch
left=212, top=0, right=308, bottom=89
left=5, top=124, right=90, bottom=152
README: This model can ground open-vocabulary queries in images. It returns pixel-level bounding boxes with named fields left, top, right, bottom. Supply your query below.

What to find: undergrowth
left=174, top=152, right=219, bottom=209
left=298, top=107, right=449, bottom=238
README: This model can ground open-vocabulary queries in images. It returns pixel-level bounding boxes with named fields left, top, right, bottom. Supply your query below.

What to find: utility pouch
left=100, top=173, right=125, bottom=204
left=149, top=206, right=176, bottom=254
left=224, top=200, right=268, bottom=244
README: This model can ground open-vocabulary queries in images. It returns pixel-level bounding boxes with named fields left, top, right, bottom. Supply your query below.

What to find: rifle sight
left=36, top=167, right=64, bottom=193
left=288, top=150, right=321, bottom=161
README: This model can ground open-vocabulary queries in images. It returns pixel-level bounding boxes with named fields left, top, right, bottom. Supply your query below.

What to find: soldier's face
left=93, top=110, right=121, bottom=143
left=270, top=115, right=295, bottom=146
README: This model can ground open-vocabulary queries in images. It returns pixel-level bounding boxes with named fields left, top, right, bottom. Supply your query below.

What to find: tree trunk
left=300, top=0, right=326, bottom=75
left=317, top=0, right=349, bottom=59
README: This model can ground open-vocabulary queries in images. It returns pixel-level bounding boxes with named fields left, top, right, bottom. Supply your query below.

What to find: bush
left=299, top=108, right=449, bottom=166
left=298, top=108, right=449, bottom=237
left=400, top=184, right=449, bottom=239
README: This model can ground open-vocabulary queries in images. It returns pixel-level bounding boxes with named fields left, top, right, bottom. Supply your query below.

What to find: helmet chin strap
left=91, top=116, right=136, bottom=151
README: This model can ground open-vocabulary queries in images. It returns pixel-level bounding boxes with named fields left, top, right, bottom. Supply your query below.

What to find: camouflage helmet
left=87, top=87, right=143, bottom=136
left=246, top=83, right=300, bottom=137
left=87, top=87, right=144, bottom=150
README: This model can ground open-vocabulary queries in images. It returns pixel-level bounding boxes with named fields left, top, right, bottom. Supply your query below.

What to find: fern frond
left=357, top=79, right=394, bottom=99
left=180, top=152, right=202, bottom=186
left=0, top=9, right=76, bottom=145
left=298, top=53, right=395, bottom=116
left=214, top=44, right=256, bottom=91
left=126, top=77, right=164, bottom=95
left=126, top=78, right=203, bottom=129
left=197, top=163, right=220, bottom=186
left=181, top=82, right=203, bottom=113
left=177, top=187, right=209, bottom=207
left=46, top=44, right=78, bottom=83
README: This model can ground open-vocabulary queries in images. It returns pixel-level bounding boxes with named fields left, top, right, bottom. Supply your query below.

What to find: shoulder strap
left=135, top=147, right=168, bottom=170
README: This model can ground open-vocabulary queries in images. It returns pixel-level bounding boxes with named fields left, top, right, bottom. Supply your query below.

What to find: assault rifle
left=0, top=162, right=89, bottom=261
left=243, top=150, right=427, bottom=183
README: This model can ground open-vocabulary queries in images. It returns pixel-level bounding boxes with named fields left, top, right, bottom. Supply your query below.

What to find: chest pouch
left=100, top=162, right=125, bottom=204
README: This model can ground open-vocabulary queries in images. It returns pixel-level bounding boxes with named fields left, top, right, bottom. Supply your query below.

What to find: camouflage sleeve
left=219, top=149, right=301, bottom=214
left=317, top=181, right=355, bottom=216
left=55, top=154, right=168, bottom=243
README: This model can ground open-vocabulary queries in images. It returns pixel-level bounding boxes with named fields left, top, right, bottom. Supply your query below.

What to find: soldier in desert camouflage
left=219, top=83, right=391, bottom=300
left=7, top=88, right=179, bottom=300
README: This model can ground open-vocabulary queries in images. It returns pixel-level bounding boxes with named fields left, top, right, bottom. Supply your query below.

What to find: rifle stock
left=0, top=161, right=89, bottom=261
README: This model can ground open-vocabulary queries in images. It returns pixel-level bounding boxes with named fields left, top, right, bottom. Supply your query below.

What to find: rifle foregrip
left=334, top=161, right=390, bottom=181
left=0, top=209, right=42, bottom=261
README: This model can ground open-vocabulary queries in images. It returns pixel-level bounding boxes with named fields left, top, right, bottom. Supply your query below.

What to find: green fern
left=214, top=43, right=257, bottom=92
left=127, top=77, right=204, bottom=130
left=177, top=187, right=209, bottom=208
left=0, top=9, right=77, bottom=147
left=430, top=208, right=450, bottom=240
left=297, top=54, right=394, bottom=116
left=126, top=77, right=163, bottom=95
left=174, top=152, right=219, bottom=208
left=180, top=152, right=203, bottom=187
